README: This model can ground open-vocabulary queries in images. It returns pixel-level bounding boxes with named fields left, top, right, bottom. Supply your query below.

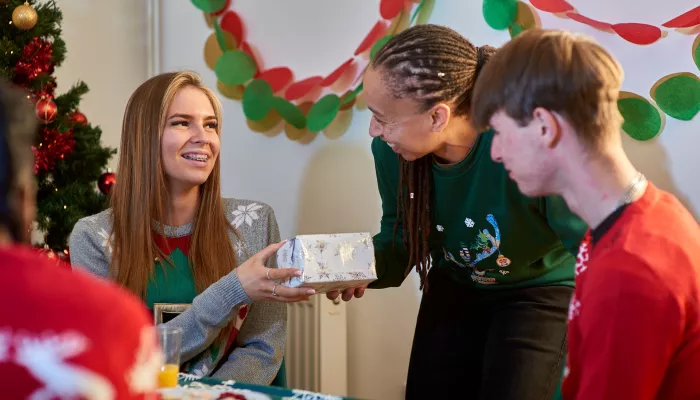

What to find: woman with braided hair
left=326, top=25, right=588, bottom=398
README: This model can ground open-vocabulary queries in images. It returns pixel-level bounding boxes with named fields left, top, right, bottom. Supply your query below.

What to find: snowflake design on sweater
left=464, top=218, right=475, bottom=228
left=568, top=295, right=581, bottom=321
left=231, top=203, right=262, bottom=228
left=97, top=228, right=113, bottom=256
left=575, top=240, right=590, bottom=276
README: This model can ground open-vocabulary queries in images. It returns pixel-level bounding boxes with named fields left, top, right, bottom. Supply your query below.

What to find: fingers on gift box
left=277, top=233, right=377, bottom=294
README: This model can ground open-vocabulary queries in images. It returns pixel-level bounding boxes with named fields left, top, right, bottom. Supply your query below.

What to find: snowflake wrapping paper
left=277, top=233, right=377, bottom=293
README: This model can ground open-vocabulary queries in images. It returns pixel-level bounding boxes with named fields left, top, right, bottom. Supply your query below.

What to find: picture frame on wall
left=153, top=303, right=191, bottom=324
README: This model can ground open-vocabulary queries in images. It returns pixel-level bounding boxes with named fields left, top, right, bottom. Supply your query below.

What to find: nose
left=369, top=118, right=383, bottom=138
left=191, top=121, right=210, bottom=144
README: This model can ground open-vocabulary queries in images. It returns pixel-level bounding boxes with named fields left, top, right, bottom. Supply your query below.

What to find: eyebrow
left=168, top=113, right=217, bottom=121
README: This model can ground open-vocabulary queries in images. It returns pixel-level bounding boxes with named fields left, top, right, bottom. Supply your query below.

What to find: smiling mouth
left=182, top=153, right=210, bottom=162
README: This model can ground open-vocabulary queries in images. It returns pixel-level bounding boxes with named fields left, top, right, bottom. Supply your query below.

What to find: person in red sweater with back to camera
left=0, top=80, right=163, bottom=398
left=470, top=29, right=700, bottom=399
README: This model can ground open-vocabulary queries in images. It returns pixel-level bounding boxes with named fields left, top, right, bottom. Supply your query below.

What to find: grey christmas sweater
left=68, top=198, right=286, bottom=385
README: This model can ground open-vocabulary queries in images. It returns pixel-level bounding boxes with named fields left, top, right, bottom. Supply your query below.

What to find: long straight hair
left=110, top=71, right=238, bottom=299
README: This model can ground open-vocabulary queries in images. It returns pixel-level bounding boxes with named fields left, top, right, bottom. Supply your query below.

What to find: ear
left=430, top=103, right=451, bottom=133
left=532, top=107, right=561, bottom=148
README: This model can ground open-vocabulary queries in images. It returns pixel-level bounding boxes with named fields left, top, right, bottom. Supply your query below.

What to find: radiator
left=286, top=295, right=348, bottom=396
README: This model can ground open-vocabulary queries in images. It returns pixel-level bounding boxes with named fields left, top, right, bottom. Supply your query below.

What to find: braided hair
left=371, top=24, right=496, bottom=290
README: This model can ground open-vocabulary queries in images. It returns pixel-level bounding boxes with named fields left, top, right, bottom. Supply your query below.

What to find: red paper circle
left=565, top=12, right=612, bottom=31
left=355, top=21, right=388, bottom=56
left=258, top=67, right=294, bottom=93
left=529, top=0, right=574, bottom=13
left=380, top=0, right=404, bottom=20
left=220, top=10, right=244, bottom=44
left=611, top=23, right=662, bottom=45
left=662, top=6, right=700, bottom=28
left=284, top=76, right=324, bottom=101
left=322, top=59, right=355, bottom=87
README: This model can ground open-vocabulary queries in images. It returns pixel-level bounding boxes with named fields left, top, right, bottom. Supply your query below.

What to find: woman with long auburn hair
left=69, top=71, right=313, bottom=383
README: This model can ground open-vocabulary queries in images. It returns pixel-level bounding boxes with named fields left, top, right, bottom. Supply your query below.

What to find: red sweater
left=0, top=245, right=161, bottom=399
left=562, top=183, right=700, bottom=399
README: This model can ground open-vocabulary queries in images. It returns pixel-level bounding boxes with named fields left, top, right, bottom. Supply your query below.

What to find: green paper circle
left=371, top=35, right=393, bottom=61
left=617, top=97, right=662, bottom=141
left=509, top=22, right=524, bottom=38
left=213, top=19, right=228, bottom=52
left=483, top=0, right=518, bottom=31
left=191, top=0, right=227, bottom=13
left=694, top=42, right=700, bottom=71
left=342, top=84, right=363, bottom=106
left=215, top=50, right=257, bottom=86
left=307, top=94, right=341, bottom=133
left=243, top=80, right=274, bottom=121
left=271, top=97, right=306, bottom=129
left=653, top=75, right=700, bottom=121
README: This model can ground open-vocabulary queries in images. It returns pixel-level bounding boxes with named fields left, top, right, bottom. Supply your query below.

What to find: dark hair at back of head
left=0, top=80, right=38, bottom=242
left=370, top=24, right=497, bottom=290
left=0, top=92, right=13, bottom=238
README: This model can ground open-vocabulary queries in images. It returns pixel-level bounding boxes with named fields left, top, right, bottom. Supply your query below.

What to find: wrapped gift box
left=277, top=233, right=377, bottom=293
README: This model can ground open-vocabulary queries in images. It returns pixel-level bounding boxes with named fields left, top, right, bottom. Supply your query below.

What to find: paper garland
left=525, top=2, right=700, bottom=45
left=483, top=1, right=700, bottom=141
left=192, top=0, right=433, bottom=137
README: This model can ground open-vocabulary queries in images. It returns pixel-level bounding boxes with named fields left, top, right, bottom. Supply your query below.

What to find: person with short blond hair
left=473, top=28, right=700, bottom=399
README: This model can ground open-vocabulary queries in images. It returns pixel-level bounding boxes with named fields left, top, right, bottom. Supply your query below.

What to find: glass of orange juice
left=157, top=326, right=182, bottom=388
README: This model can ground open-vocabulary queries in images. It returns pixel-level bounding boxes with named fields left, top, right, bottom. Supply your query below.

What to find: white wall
left=153, top=1, right=700, bottom=399
left=53, top=0, right=150, bottom=171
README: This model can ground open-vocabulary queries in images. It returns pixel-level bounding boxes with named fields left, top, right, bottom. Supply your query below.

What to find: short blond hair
left=472, top=29, right=624, bottom=147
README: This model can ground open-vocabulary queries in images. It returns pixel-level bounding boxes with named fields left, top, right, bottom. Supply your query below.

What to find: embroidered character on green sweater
left=443, top=214, right=512, bottom=284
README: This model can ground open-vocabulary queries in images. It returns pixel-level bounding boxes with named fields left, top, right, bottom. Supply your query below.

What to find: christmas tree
left=1, top=0, right=116, bottom=258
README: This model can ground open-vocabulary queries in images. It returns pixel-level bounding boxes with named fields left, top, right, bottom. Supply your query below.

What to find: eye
left=205, top=121, right=218, bottom=129
left=170, top=120, right=188, bottom=127
left=373, top=115, right=388, bottom=125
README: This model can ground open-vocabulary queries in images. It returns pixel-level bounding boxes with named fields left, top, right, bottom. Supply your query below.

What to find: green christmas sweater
left=148, top=232, right=249, bottom=376
left=370, top=131, right=588, bottom=289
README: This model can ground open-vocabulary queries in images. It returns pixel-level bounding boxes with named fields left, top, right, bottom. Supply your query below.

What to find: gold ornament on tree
left=12, top=2, right=37, bottom=31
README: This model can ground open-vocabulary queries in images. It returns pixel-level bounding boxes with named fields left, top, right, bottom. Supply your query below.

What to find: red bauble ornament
left=98, top=172, right=116, bottom=195
left=69, top=110, right=88, bottom=126
left=36, top=97, right=58, bottom=123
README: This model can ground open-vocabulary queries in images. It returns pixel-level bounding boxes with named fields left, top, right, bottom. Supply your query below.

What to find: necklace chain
left=613, top=172, right=647, bottom=213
